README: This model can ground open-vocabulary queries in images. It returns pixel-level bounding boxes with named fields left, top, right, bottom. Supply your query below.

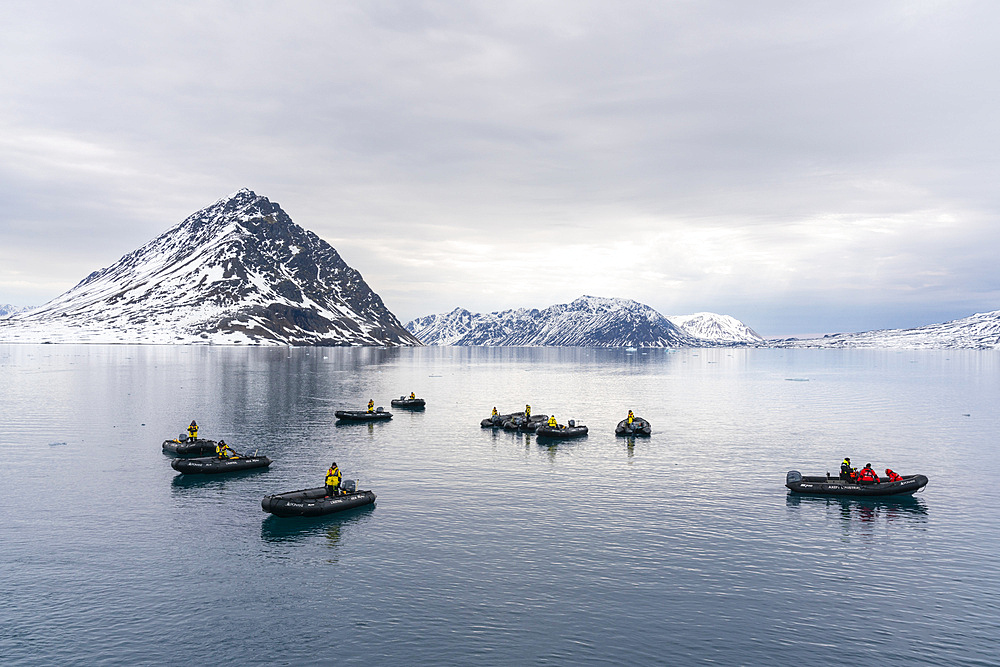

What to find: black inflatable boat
left=162, top=437, right=218, bottom=456
left=171, top=455, right=272, bottom=474
left=535, top=422, right=589, bottom=439
left=390, top=397, right=426, bottom=409
left=785, top=470, right=928, bottom=496
left=261, top=485, right=376, bottom=517
left=502, top=415, right=548, bottom=432
left=481, top=413, right=517, bottom=428
left=615, top=417, right=651, bottom=436
left=335, top=409, right=392, bottom=422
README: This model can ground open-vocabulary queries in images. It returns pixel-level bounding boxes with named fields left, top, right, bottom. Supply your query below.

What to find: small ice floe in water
left=49, top=442, right=67, bottom=447
left=785, top=378, right=809, bottom=382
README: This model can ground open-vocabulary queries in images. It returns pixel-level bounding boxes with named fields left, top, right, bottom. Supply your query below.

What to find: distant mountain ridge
left=774, top=310, right=1000, bottom=349
left=405, top=296, right=763, bottom=347
left=0, top=304, right=32, bottom=318
left=0, top=189, right=419, bottom=346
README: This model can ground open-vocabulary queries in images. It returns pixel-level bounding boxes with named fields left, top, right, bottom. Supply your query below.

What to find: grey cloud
left=1, top=1, right=998, bottom=335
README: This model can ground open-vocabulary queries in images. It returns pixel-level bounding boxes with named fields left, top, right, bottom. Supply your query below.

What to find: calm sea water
left=1, top=345, right=998, bottom=666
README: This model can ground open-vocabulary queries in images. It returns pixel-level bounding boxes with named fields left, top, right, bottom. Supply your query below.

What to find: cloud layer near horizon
left=2, top=1, right=999, bottom=336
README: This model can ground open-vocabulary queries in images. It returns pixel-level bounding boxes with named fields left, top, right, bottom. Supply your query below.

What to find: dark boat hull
left=261, top=487, right=377, bottom=517
left=482, top=413, right=517, bottom=428
left=162, top=438, right=218, bottom=456
left=335, top=410, right=392, bottom=421
left=502, top=415, right=548, bottom=432
left=615, top=418, right=651, bottom=436
left=785, top=471, right=928, bottom=496
left=535, top=425, right=589, bottom=439
left=390, top=398, right=425, bottom=409
left=171, top=455, right=272, bottom=474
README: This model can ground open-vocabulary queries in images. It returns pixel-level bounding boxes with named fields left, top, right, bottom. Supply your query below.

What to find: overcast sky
left=2, top=1, right=998, bottom=336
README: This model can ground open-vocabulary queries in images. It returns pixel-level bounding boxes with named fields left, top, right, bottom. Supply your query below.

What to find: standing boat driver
left=216, top=440, right=238, bottom=459
left=367, top=399, right=375, bottom=414
left=326, top=462, right=342, bottom=497
left=492, top=407, right=499, bottom=418
left=187, top=420, right=199, bottom=441
left=627, top=410, right=635, bottom=425
left=525, top=404, right=531, bottom=419
left=839, top=457, right=856, bottom=481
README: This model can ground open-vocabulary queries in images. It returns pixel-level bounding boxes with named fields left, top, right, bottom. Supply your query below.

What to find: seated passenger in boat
left=409, top=392, right=416, bottom=399
left=857, top=463, right=879, bottom=484
left=547, top=415, right=558, bottom=428
left=326, top=462, right=342, bottom=496
left=215, top=440, right=238, bottom=459
left=884, top=468, right=902, bottom=482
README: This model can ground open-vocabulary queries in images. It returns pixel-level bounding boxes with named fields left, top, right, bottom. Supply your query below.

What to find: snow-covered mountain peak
left=668, top=312, right=764, bottom=344
left=405, top=296, right=760, bottom=347
left=0, top=191, right=419, bottom=346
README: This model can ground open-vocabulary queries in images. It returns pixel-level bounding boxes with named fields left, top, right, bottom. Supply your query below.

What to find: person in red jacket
left=857, top=463, right=880, bottom=483
left=885, top=468, right=902, bottom=482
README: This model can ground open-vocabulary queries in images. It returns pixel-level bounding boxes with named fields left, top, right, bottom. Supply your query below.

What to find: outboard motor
left=179, top=433, right=188, bottom=442
left=376, top=406, right=383, bottom=413
left=568, top=420, right=576, bottom=427
left=340, top=479, right=358, bottom=494
left=786, top=470, right=802, bottom=484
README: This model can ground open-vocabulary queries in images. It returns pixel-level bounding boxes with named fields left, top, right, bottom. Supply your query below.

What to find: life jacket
left=326, top=466, right=341, bottom=488
left=858, top=467, right=878, bottom=482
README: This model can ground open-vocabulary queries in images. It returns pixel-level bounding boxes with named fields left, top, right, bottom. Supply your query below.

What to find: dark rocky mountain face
left=1, top=189, right=420, bottom=346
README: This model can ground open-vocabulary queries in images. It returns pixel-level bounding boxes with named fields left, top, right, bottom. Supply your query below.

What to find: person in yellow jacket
left=216, top=440, right=237, bottom=459
left=627, top=410, right=634, bottom=425
left=525, top=404, right=531, bottom=419
left=547, top=415, right=558, bottom=428
left=409, top=392, right=416, bottom=400
left=492, top=407, right=499, bottom=418
left=367, top=399, right=375, bottom=413
left=187, top=420, right=198, bottom=440
left=326, top=462, right=342, bottom=496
